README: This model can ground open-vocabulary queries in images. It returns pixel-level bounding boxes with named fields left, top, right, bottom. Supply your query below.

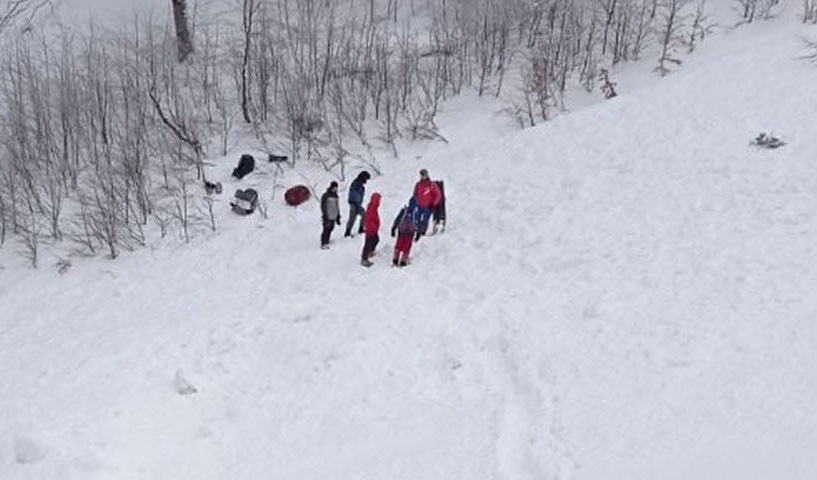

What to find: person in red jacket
left=360, top=192, right=381, bottom=267
left=413, top=169, right=441, bottom=241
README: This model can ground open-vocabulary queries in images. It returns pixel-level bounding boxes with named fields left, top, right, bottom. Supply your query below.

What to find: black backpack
left=232, top=154, right=255, bottom=179
left=231, top=188, right=259, bottom=215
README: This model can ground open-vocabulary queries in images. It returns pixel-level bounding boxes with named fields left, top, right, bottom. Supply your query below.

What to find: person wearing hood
left=345, top=171, right=371, bottom=237
left=360, top=192, right=382, bottom=267
left=320, top=181, right=341, bottom=249
left=390, top=197, right=418, bottom=267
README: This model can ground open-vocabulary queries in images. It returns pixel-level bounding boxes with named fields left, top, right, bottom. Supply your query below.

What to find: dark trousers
left=345, top=203, right=365, bottom=235
left=321, top=219, right=335, bottom=246
left=416, top=206, right=432, bottom=236
left=361, top=234, right=379, bottom=260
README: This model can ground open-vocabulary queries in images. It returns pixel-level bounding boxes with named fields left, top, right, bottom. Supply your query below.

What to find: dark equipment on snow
left=232, top=154, right=255, bottom=179
left=432, top=180, right=446, bottom=234
left=268, top=154, right=289, bottom=163
left=231, top=188, right=259, bottom=215
left=204, top=180, right=222, bottom=195
left=284, top=185, right=311, bottom=206
left=751, top=132, right=785, bottom=149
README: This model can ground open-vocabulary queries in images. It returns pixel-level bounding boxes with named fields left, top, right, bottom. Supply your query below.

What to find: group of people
left=319, top=169, right=445, bottom=267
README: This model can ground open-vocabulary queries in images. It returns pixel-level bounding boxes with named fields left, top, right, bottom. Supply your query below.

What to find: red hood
left=370, top=192, right=382, bottom=208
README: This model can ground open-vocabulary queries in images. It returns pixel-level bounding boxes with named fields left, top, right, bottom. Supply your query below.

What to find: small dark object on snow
left=204, top=180, right=222, bottom=195
left=752, top=132, right=785, bottom=149
left=268, top=154, right=289, bottom=163
left=175, top=370, right=197, bottom=396
left=284, top=185, right=311, bottom=206
left=231, top=188, right=259, bottom=215
left=232, top=154, right=255, bottom=179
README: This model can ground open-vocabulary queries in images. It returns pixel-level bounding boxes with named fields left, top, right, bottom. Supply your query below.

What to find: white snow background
left=2, top=1, right=817, bottom=479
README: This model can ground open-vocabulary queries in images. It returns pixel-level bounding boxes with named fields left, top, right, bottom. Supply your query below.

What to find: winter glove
left=336, top=217, right=342, bottom=226
left=390, top=228, right=396, bottom=238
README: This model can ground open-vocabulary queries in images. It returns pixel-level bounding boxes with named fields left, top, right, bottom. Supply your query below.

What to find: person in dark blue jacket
left=344, top=171, right=370, bottom=237
left=390, top=198, right=418, bottom=267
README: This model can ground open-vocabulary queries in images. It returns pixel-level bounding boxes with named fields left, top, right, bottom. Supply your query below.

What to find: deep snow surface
left=3, top=5, right=817, bottom=480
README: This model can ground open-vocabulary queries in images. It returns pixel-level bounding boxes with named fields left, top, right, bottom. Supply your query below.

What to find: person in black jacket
left=320, top=181, right=341, bottom=249
left=344, top=171, right=370, bottom=237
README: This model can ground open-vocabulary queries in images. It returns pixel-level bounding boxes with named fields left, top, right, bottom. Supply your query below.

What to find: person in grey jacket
left=320, top=181, right=341, bottom=249
left=344, top=171, right=370, bottom=237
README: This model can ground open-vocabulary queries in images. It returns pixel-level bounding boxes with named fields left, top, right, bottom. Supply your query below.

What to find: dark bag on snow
left=284, top=185, right=311, bottom=206
left=232, top=154, right=255, bottom=179
left=231, top=188, right=259, bottom=215
left=204, top=180, right=222, bottom=195
left=751, top=132, right=785, bottom=149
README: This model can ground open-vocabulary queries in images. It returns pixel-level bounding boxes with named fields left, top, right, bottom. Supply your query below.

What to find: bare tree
left=201, top=195, right=216, bottom=232
left=18, top=199, right=41, bottom=268
left=0, top=0, right=52, bottom=33
left=599, top=0, right=620, bottom=56
left=0, top=189, right=6, bottom=245
left=687, top=0, right=713, bottom=52
left=171, top=0, right=194, bottom=62
left=804, top=0, right=817, bottom=23
left=147, top=29, right=205, bottom=179
left=734, top=0, right=758, bottom=22
left=240, top=0, right=259, bottom=123
left=172, top=174, right=190, bottom=243
left=655, top=0, right=690, bottom=76
left=734, top=0, right=779, bottom=24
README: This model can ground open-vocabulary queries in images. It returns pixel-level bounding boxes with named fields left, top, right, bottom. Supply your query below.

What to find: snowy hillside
left=3, top=4, right=817, bottom=480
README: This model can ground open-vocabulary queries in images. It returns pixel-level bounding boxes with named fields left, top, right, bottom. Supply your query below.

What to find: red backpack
left=284, top=185, right=311, bottom=206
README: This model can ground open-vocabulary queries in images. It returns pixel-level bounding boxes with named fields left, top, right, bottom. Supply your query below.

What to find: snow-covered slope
left=3, top=8, right=817, bottom=480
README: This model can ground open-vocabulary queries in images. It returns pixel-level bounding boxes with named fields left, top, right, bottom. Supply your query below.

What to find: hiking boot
left=399, top=260, right=408, bottom=267
left=344, top=232, right=352, bottom=238
left=320, top=244, right=330, bottom=250
left=392, top=258, right=399, bottom=266
left=361, top=259, right=374, bottom=267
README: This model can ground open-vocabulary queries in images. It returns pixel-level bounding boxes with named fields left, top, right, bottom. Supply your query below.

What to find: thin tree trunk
left=241, top=0, right=255, bottom=123
left=171, top=0, right=194, bottom=62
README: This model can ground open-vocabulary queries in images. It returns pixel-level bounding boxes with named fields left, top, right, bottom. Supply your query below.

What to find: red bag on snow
left=284, top=185, right=311, bottom=206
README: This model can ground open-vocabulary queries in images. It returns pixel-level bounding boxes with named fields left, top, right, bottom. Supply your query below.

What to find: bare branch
left=0, top=0, right=52, bottom=33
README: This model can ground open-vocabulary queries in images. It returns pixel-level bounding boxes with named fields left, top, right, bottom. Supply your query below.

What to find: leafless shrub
left=171, top=175, right=191, bottom=243
left=55, top=257, right=71, bottom=274
left=18, top=200, right=41, bottom=268
left=688, top=0, right=715, bottom=53
left=655, top=0, right=691, bottom=76
left=201, top=195, right=217, bottom=232
left=599, top=68, right=618, bottom=99
left=733, top=0, right=780, bottom=24
left=800, top=38, right=817, bottom=62
left=804, top=0, right=817, bottom=23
